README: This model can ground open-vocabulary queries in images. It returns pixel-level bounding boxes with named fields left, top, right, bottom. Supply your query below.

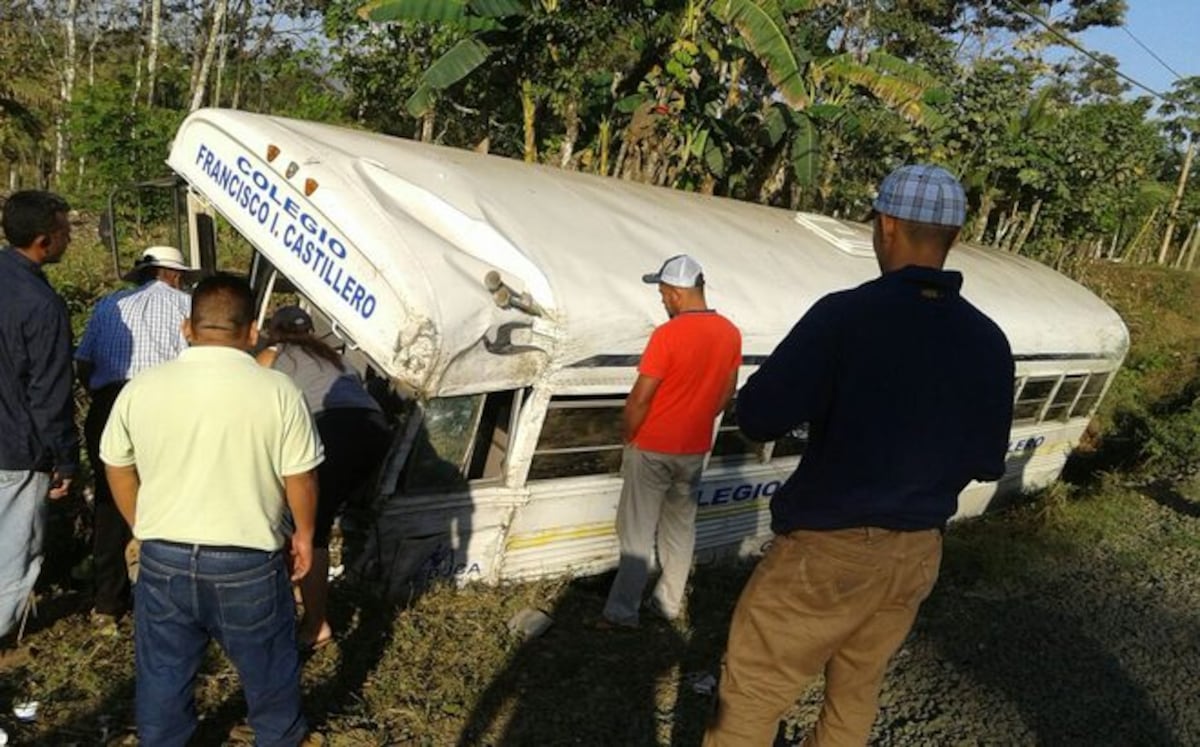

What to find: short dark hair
left=895, top=218, right=960, bottom=254
left=2, top=191, right=71, bottom=249
left=191, top=273, right=255, bottom=334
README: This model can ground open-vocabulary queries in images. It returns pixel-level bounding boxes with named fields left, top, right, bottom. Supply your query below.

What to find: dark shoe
left=592, top=615, right=638, bottom=631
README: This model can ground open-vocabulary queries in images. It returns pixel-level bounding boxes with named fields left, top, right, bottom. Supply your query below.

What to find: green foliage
left=710, top=0, right=810, bottom=109
left=65, top=83, right=184, bottom=206
left=1072, top=266, right=1200, bottom=482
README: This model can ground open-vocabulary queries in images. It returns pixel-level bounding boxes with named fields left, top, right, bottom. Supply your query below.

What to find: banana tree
left=357, top=0, right=531, bottom=119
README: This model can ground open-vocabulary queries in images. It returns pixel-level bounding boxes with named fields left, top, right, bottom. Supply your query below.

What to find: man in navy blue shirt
left=705, top=165, right=1014, bottom=746
left=0, top=190, right=78, bottom=640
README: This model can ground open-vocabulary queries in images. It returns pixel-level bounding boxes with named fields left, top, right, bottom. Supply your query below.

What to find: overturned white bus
left=155, top=108, right=1128, bottom=593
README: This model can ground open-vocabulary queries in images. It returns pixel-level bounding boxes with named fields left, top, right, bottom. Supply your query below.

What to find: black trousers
left=84, top=381, right=132, bottom=615
left=313, top=408, right=392, bottom=548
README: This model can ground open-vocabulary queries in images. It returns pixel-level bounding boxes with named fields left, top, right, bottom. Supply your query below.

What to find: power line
left=998, top=0, right=1166, bottom=100
left=1119, top=24, right=1185, bottom=84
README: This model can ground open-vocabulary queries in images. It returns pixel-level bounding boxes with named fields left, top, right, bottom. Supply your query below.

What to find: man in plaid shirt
left=76, top=246, right=195, bottom=623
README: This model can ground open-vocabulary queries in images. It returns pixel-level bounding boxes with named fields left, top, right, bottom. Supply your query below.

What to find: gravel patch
left=775, top=483, right=1200, bottom=746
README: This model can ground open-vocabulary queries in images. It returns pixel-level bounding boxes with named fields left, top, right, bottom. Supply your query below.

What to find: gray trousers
left=0, top=470, right=49, bottom=638
left=603, top=445, right=705, bottom=626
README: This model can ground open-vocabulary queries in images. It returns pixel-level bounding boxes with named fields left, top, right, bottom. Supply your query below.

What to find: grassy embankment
left=1, top=224, right=1197, bottom=745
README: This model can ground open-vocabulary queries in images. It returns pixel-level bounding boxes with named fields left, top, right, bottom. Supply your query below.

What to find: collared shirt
left=75, top=280, right=190, bottom=389
left=100, top=346, right=324, bottom=551
left=0, top=247, right=78, bottom=475
left=738, top=265, right=1014, bottom=533
left=633, top=310, right=742, bottom=454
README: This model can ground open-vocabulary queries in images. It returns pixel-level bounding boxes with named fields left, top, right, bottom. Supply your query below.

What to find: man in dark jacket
left=705, top=165, right=1014, bottom=746
left=0, top=190, right=78, bottom=639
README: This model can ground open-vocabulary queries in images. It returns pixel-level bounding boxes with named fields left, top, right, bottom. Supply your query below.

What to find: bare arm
left=255, top=346, right=279, bottom=368
left=623, top=374, right=662, bottom=444
left=284, top=470, right=318, bottom=581
left=105, top=464, right=141, bottom=527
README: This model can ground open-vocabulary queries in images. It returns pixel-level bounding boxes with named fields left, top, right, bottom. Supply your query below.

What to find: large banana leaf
left=405, top=84, right=437, bottom=118
left=404, top=39, right=492, bottom=117
left=422, top=38, right=492, bottom=90
left=790, top=113, right=819, bottom=187
left=761, top=103, right=789, bottom=147
left=360, top=0, right=468, bottom=23
left=360, top=0, right=521, bottom=25
left=709, top=0, right=809, bottom=109
left=470, top=0, right=527, bottom=16
left=818, top=52, right=940, bottom=126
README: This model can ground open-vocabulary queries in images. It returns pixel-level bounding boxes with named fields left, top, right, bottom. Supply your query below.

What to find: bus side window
left=528, top=395, right=625, bottom=480
left=710, top=398, right=766, bottom=463
left=1013, top=376, right=1059, bottom=424
left=1070, top=372, right=1110, bottom=418
left=1044, top=374, right=1087, bottom=422
left=466, top=390, right=519, bottom=482
left=403, top=395, right=483, bottom=493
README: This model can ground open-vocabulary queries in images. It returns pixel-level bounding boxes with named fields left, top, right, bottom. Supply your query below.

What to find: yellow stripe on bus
left=505, top=500, right=769, bottom=551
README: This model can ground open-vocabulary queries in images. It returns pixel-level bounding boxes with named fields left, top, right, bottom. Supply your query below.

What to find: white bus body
left=165, top=109, right=1129, bottom=592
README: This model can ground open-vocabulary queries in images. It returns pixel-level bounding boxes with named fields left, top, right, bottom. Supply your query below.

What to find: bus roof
left=169, top=109, right=1129, bottom=397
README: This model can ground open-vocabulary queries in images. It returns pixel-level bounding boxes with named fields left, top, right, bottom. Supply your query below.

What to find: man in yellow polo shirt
left=101, top=273, right=322, bottom=747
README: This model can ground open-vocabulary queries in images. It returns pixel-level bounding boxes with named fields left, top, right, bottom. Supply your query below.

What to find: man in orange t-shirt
left=602, top=254, right=742, bottom=628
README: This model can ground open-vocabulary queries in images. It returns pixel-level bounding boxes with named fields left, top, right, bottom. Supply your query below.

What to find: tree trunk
left=613, top=136, right=630, bottom=181
left=992, top=202, right=1017, bottom=248
left=971, top=187, right=994, bottom=244
left=597, top=117, right=611, bottom=177
left=1175, top=222, right=1196, bottom=268
left=1010, top=199, right=1042, bottom=255
left=521, top=79, right=538, bottom=163
left=189, top=0, right=228, bottom=111
left=420, top=111, right=435, bottom=143
left=1184, top=223, right=1200, bottom=271
left=131, top=0, right=147, bottom=105
left=1158, top=138, right=1195, bottom=264
left=558, top=97, right=578, bottom=169
left=757, top=148, right=787, bottom=205
left=1123, top=207, right=1159, bottom=263
left=146, top=0, right=163, bottom=106
left=213, top=14, right=230, bottom=107
left=721, top=57, right=744, bottom=115
left=54, top=0, right=79, bottom=179
left=86, top=0, right=102, bottom=89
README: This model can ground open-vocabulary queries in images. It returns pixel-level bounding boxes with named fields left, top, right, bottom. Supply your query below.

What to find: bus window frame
left=528, top=394, right=626, bottom=481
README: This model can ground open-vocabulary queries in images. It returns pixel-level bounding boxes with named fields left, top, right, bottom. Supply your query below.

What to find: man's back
left=76, top=281, right=190, bottom=388
left=634, top=311, right=742, bottom=455
left=740, top=266, right=1014, bottom=532
left=101, top=345, right=322, bottom=550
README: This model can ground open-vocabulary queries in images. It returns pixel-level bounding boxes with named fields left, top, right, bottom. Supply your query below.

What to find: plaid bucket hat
left=873, top=165, right=967, bottom=228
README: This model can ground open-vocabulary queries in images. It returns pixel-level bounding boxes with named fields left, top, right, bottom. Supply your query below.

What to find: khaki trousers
left=603, top=446, right=705, bottom=626
left=704, top=527, right=942, bottom=747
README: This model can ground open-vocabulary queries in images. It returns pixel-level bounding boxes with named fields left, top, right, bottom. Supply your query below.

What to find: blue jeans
left=0, top=470, right=49, bottom=638
left=135, top=540, right=307, bottom=746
